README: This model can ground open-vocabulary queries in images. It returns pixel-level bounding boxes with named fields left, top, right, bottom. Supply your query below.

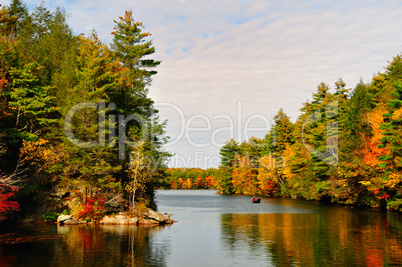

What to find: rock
left=98, top=215, right=139, bottom=225
left=128, top=217, right=138, bottom=225
left=57, top=215, right=79, bottom=225
left=106, top=193, right=127, bottom=213
left=143, top=208, right=169, bottom=223
left=51, top=187, right=70, bottom=199
left=57, top=215, right=73, bottom=223
left=57, top=210, right=176, bottom=226
left=63, top=218, right=79, bottom=225
left=115, top=215, right=129, bottom=225
left=164, top=218, right=176, bottom=224
left=138, top=219, right=159, bottom=225
left=99, top=216, right=116, bottom=224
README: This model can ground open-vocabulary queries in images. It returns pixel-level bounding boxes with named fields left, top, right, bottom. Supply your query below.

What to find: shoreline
left=56, top=208, right=177, bottom=226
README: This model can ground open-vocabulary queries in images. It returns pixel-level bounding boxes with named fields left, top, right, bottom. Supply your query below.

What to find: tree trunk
left=131, top=168, right=138, bottom=210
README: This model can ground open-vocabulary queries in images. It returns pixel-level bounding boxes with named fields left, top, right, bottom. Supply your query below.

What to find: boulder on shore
left=57, top=215, right=79, bottom=225
left=128, top=217, right=138, bottom=225
left=98, top=216, right=116, bottom=225
left=98, top=215, right=140, bottom=225
left=138, top=218, right=159, bottom=225
left=143, top=208, right=176, bottom=224
left=115, top=215, right=129, bottom=225
left=57, top=210, right=176, bottom=225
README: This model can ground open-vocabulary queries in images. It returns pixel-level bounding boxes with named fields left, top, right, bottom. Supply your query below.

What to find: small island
left=57, top=209, right=176, bottom=226
left=0, top=3, right=171, bottom=224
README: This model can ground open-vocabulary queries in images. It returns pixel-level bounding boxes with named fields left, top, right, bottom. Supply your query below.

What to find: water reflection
left=221, top=210, right=402, bottom=266
left=0, top=224, right=171, bottom=267
left=1, top=191, right=402, bottom=266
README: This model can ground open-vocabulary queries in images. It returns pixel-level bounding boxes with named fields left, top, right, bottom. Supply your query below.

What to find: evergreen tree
left=300, top=82, right=335, bottom=179
left=219, top=139, right=240, bottom=168
left=271, top=108, right=293, bottom=153
left=111, top=10, right=161, bottom=92
left=378, top=81, right=402, bottom=169
left=6, top=0, right=28, bottom=33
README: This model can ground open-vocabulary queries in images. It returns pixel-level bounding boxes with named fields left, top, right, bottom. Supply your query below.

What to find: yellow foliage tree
left=125, top=141, right=147, bottom=210
left=360, top=106, right=390, bottom=169
left=20, top=138, right=59, bottom=182
left=205, top=176, right=214, bottom=188
left=232, top=155, right=257, bottom=195
left=194, top=176, right=203, bottom=188
left=184, top=178, right=192, bottom=189
left=257, top=154, right=282, bottom=195
left=177, top=178, right=184, bottom=189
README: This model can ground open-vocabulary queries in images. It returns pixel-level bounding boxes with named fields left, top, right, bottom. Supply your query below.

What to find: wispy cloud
left=5, top=0, right=402, bottom=168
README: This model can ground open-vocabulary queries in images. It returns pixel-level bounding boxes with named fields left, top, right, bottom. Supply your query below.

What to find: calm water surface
left=1, top=190, right=401, bottom=266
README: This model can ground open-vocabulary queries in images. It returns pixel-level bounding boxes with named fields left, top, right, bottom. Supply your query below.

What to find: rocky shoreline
left=57, top=209, right=176, bottom=226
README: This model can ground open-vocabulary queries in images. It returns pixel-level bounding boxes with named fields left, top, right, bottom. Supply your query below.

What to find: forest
left=1, top=0, right=402, bottom=225
left=0, top=1, right=170, bottom=223
left=164, top=58, right=402, bottom=211
left=159, top=168, right=218, bottom=189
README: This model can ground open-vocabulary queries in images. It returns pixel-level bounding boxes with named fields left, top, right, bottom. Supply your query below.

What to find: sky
left=4, top=0, right=402, bottom=168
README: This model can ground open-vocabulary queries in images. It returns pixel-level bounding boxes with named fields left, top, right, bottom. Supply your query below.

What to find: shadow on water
left=0, top=223, right=171, bottom=267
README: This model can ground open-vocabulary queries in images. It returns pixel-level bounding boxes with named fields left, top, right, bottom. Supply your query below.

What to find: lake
left=0, top=190, right=401, bottom=266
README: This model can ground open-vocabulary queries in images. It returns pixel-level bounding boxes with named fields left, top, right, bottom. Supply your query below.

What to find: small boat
left=252, top=197, right=261, bottom=203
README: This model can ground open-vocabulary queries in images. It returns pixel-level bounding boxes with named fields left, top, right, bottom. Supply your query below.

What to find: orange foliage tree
left=256, top=154, right=281, bottom=196
left=205, top=176, right=214, bottom=188
left=360, top=107, right=390, bottom=169
left=232, top=155, right=258, bottom=195
left=194, top=176, right=204, bottom=188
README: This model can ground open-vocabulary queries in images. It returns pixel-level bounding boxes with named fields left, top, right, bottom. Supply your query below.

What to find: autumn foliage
left=164, top=168, right=219, bottom=190
left=74, top=194, right=106, bottom=222
left=0, top=1, right=168, bottom=222
left=360, top=107, right=390, bottom=168
left=213, top=59, right=402, bottom=211
left=0, top=184, right=19, bottom=222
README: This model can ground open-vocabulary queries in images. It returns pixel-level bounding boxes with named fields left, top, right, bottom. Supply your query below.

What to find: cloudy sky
left=5, top=0, right=402, bottom=168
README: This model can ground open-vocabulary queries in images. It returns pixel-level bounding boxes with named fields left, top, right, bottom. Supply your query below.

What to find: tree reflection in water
left=0, top=224, right=171, bottom=266
left=221, top=209, right=402, bottom=266
left=56, top=225, right=170, bottom=266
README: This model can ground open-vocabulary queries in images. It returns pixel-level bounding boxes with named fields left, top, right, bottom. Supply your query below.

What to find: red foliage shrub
left=76, top=194, right=106, bottom=222
left=0, top=184, right=20, bottom=221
